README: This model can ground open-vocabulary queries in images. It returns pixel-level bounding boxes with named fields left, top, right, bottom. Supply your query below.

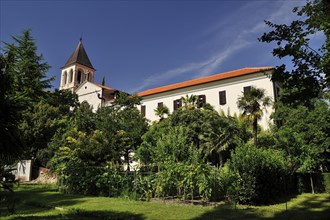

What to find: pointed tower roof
left=62, top=38, right=95, bottom=70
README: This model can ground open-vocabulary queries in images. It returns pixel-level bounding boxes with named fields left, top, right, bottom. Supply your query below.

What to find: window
left=219, top=90, right=226, bottom=105
left=141, top=105, right=146, bottom=117
left=197, top=95, right=206, bottom=108
left=69, top=69, right=73, bottom=83
left=244, top=86, right=251, bottom=94
left=158, top=102, right=163, bottom=108
left=173, top=99, right=182, bottom=111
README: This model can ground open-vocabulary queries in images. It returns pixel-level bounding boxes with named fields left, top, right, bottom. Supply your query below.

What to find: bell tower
left=60, top=38, right=96, bottom=91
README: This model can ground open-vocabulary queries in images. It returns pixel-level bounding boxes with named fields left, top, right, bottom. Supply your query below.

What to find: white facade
left=75, top=81, right=103, bottom=111
left=75, top=81, right=117, bottom=111
left=138, top=69, right=278, bottom=129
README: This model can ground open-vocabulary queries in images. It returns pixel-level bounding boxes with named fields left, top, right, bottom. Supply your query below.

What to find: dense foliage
left=229, top=144, right=289, bottom=204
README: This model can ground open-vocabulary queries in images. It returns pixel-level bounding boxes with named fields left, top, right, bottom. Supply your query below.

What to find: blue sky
left=1, top=0, right=313, bottom=93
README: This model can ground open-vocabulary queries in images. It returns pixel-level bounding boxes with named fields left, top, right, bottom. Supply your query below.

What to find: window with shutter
left=219, top=90, right=226, bottom=105
left=197, top=95, right=206, bottom=108
left=244, top=86, right=251, bottom=94
left=141, top=105, right=146, bottom=117
left=158, top=102, right=163, bottom=108
left=173, top=99, right=182, bottom=111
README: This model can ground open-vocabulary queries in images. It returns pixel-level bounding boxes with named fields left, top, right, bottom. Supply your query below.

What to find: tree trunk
left=253, top=117, right=258, bottom=146
left=125, top=150, right=130, bottom=172
left=310, top=172, right=314, bottom=194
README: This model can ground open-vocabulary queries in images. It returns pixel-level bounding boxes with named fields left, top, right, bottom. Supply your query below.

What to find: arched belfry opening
left=59, top=38, right=96, bottom=91
left=62, top=71, right=67, bottom=86
left=77, top=70, right=83, bottom=84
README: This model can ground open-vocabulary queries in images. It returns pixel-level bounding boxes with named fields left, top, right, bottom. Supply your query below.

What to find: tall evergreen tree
left=2, top=29, right=55, bottom=160
left=4, top=29, right=53, bottom=107
left=0, top=52, right=25, bottom=163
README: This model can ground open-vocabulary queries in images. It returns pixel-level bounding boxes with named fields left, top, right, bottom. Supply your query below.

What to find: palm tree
left=237, top=87, right=272, bottom=146
left=154, top=105, right=170, bottom=120
left=211, top=116, right=241, bottom=166
left=181, top=94, right=197, bottom=110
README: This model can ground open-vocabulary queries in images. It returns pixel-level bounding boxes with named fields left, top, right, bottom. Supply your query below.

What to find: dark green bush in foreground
left=229, top=144, right=289, bottom=204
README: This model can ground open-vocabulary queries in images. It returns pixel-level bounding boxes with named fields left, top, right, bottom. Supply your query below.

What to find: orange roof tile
left=97, top=84, right=114, bottom=91
left=137, top=67, right=273, bottom=97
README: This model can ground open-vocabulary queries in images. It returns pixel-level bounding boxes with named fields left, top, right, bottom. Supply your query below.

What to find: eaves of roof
left=137, top=67, right=273, bottom=97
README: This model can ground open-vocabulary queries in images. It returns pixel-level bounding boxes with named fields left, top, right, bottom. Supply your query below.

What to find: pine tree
left=4, top=29, right=53, bottom=108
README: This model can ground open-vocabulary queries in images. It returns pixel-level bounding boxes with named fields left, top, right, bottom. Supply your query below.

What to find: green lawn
left=0, top=184, right=329, bottom=220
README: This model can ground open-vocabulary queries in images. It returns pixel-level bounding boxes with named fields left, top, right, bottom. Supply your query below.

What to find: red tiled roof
left=97, top=84, right=114, bottom=91
left=137, top=67, right=273, bottom=97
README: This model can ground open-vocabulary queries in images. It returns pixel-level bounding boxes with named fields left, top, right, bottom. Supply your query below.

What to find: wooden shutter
left=141, top=105, right=146, bottom=117
left=244, top=86, right=251, bottom=94
left=197, top=95, right=206, bottom=108
left=219, top=90, right=226, bottom=105
left=173, top=99, right=182, bottom=111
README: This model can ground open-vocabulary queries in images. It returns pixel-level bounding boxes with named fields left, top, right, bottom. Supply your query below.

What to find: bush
left=229, top=144, right=289, bottom=204
left=323, top=173, right=330, bottom=193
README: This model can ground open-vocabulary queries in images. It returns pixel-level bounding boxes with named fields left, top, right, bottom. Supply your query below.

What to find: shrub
left=229, top=144, right=289, bottom=204
left=323, top=173, right=330, bottom=193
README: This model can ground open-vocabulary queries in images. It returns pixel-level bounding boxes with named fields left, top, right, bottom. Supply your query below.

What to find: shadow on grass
left=273, top=194, right=330, bottom=220
left=9, top=209, right=145, bottom=220
left=193, top=194, right=330, bottom=220
left=2, top=184, right=145, bottom=220
left=192, top=204, right=266, bottom=220
left=14, top=184, right=92, bottom=207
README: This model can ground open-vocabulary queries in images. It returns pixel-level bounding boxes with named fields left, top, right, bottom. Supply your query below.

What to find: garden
left=1, top=0, right=330, bottom=219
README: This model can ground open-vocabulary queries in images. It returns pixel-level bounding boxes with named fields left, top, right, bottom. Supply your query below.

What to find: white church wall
left=139, top=71, right=275, bottom=129
left=75, top=81, right=102, bottom=112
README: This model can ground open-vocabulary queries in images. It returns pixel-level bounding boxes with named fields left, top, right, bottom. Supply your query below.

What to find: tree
left=1, top=29, right=55, bottom=162
left=113, top=91, right=141, bottom=109
left=237, top=87, right=272, bottom=146
left=181, top=94, right=197, bottom=110
left=259, top=1, right=330, bottom=194
left=154, top=105, right=169, bottom=120
left=3, top=29, right=53, bottom=107
left=95, top=92, right=148, bottom=170
left=114, top=107, right=148, bottom=171
left=273, top=100, right=330, bottom=193
left=0, top=52, right=25, bottom=163
left=1, top=29, right=53, bottom=213
left=74, top=101, right=95, bottom=134
left=259, top=0, right=330, bottom=107
left=209, top=113, right=243, bottom=167
left=20, top=90, right=78, bottom=165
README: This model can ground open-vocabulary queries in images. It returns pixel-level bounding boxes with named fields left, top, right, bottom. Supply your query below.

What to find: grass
left=0, top=184, right=329, bottom=219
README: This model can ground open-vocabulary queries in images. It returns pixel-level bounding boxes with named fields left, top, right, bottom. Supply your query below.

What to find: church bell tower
left=60, top=38, right=95, bottom=91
